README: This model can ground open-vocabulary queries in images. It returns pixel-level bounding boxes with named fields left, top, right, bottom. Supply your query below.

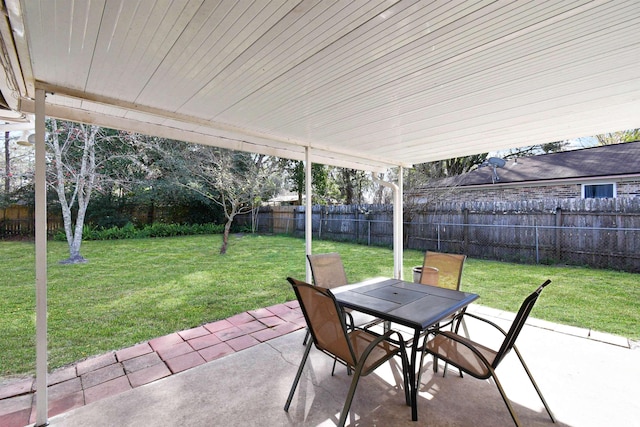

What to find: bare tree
left=48, top=120, right=109, bottom=263
left=3, top=131, right=9, bottom=196
left=179, top=145, right=278, bottom=254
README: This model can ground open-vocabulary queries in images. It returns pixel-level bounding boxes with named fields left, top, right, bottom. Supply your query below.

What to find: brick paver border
left=0, top=301, right=304, bottom=427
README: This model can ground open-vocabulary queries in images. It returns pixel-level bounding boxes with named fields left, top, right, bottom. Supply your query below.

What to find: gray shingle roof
left=437, top=141, right=640, bottom=187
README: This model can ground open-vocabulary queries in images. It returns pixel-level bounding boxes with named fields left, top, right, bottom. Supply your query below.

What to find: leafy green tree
left=499, top=141, right=568, bottom=158
left=402, top=153, right=488, bottom=202
left=595, top=129, right=640, bottom=145
left=335, top=168, right=371, bottom=205
left=280, top=160, right=331, bottom=204
left=108, top=133, right=222, bottom=227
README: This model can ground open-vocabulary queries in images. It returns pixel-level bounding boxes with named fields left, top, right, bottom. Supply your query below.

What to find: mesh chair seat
left=348, top=330, right=401, bottom=374
left=426, top=331, right=497, bottom=378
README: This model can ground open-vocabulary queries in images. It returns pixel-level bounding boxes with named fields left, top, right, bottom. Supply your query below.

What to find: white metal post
left=396, top=166, right=404, bottom=280
left=34, top=88, right=48, bottom=425
left=372, top=170, right=404, bottom=279
left=305, top=147, right=312, bottom=283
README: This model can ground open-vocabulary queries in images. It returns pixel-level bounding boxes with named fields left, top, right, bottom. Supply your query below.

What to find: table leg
left=409, top=329, right=421, bottom=421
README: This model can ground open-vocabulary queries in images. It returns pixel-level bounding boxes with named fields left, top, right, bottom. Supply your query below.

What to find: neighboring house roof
left=266, top=192, right=304, bottom=205
left=431, top=141, right=640, bottom=188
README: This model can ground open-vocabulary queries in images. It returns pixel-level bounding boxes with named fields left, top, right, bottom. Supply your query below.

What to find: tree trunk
left=4, top=131, right=10, bottom=194
left=51, top=122, right=97, bottom=264
left=220, top=216, right=233, bottom=254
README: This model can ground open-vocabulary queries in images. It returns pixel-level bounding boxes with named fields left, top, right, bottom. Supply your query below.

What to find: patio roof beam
left=18, top=82, right=406, bottom=172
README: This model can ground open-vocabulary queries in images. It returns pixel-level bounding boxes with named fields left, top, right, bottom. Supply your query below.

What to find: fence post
left=463, top=208, right=469, bottom=254
left=368, top=220, right=371, bottom=246
left=437, top=223, right=441, bottom=251
left=555, top=207, right=562, bottom=261
left=535, top=226, right=539, bottom=264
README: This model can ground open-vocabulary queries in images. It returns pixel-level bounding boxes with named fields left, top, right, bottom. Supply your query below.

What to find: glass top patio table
left=333, top=277, right=479, bottom=422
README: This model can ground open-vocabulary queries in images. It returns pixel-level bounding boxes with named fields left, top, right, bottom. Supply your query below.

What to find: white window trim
left=581, top=182, right=617, bottom=199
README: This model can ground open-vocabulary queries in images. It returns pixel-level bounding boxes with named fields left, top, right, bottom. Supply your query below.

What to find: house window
left=582, top=183, right=616, bottom=199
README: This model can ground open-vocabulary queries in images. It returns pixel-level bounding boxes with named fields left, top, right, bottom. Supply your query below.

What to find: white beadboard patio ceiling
left=1, top=0, right=640, bottom=171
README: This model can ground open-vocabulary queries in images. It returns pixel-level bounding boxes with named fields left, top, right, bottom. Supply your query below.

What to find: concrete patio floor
left=2, top=303, right=638, bottom=427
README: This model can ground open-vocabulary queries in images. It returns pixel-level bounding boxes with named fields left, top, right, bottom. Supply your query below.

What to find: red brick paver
left=116, top=343, right=153, bottom=362
left=128, top=364, right=171, bottom=388
left=226, top=335, right=260, bottom=352
left=198, top=342, right=235, bottom=362
left=187, top=333, right=222, bottom=350
left=165, top=352, right=205, bottom=374
left=84, top=376, right=132, bottom=404
left=203, top=319, right=234, bottom=333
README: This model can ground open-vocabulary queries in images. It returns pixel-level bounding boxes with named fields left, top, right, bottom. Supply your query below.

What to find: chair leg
left=284, top=339, right=313, bottom=412
left=400, top=347, right=411, bottom=406
left=490, top=369, right=522, bottom=427
left=417, top=348, right=427, bottom=386
left=302, top=328, right=310, bottom=345
left=459, top=317, right=469, bottom=338
left=337, top=360, right=367, bottom=427
left=450, top=315, right=466, bottom=377
left=441, top=361, right=463, bottom=378
left=513, top=347, right=556, bottom=423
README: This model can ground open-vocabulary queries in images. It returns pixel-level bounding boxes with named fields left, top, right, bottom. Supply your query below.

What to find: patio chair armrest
left=343, top=310, right=355, bottom=330
left=360, top=324, right=409, bottom=348
left=352, top=329, right=404, bottom=375
left=457, top=311, right=509, bottom=337
left=356, top=327, right=406, bottom=348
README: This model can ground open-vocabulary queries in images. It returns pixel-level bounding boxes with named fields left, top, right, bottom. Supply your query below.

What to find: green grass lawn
left=1, top=233, right=638, bottom=377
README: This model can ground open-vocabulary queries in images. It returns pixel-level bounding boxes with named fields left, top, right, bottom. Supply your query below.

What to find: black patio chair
left=422, top=279, right=555, bottom=426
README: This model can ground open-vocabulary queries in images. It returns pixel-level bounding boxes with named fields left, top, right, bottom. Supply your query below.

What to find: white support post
left=305, top=147, right=312, bottom=283
left=34, top=88, right=48, bottom=426
left=396, top=166, right=404, bottom=280
left=372, top=169, right=404, bottom=279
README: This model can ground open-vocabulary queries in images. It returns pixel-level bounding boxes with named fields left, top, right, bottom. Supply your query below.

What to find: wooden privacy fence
left=243, top=198, right=640, bottom=272
left=0, top=205, right=62, bottom=237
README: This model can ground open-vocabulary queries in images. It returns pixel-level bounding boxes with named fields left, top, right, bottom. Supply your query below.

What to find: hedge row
left=53, top=222, right=224, bottom=241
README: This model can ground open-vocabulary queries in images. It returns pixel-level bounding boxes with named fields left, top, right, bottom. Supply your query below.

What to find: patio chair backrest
left=288, top=277, right=356, bottom=367
left=307, top=253, right=349, bottom=289
left=421, top=251, right=466, bottom=290
left=493, top=279, right=552, bottom=367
